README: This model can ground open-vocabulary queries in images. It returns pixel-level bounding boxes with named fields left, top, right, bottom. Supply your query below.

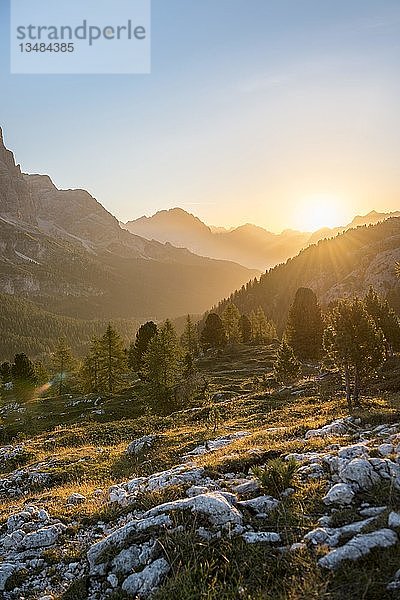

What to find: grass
left=1, top=345, right=400, bottom=599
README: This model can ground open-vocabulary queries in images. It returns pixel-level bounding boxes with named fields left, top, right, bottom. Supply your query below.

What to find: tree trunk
left=344, top=365, right=352, bottom=410
left=354, top=366, right=360, bottom=407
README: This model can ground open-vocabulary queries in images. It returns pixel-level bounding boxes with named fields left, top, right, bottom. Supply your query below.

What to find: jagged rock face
left=0, top=128, right=37, bottom=225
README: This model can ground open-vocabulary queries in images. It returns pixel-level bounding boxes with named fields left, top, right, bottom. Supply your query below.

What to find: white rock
left=337, top=444, right=369, bottom=460
left=318, top=529, right=398, bottom=570
left=183, top=432, right=249, bottom=458
left=388, top=511, right=400, bottom=529
left=339, top=458, right=380, bottom=491
left=305, top=518, right=376, bottom=548
left=126, top=435, right=157, bottom=456
left=359, top=506, right=387, bottom=517
left=323, top=483, right=355, bottom=506
left=122, top=558, right=170, bottom=598
left=305, top=420, right=349, bottom=440
left=87, top=515, right=171, bottom=575
left=144, top=492, right=242, bottom=527
left=237, top=495, right=279, bottom=514
left=22, top=525, right=59, bottom=549
left=387, top=568, right=400, bottom=591
left=0, top=563, right=18, bottom=592
left=232, top=479, right=260, bottom=496
left=378, top=443, right=393, bottom=457
left=67, top=493, right=86, bottom=505
left=107, top=573, right=119, bottom=588
left=242, top=531, right=281, bottom=544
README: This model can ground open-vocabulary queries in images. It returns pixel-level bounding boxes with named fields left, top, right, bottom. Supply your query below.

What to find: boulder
left=339, top=459, right=380, bottom=491
left=126, top=435, right=157, bottom=456
left=388, top=511, right=400, bottom=529
left=237, top=495, right=279, bottom=514
left=144, top=492, right=242, bottom=527
left=323, top=483, right=355, bottom=506
left=318, top=529, right=398, bottom=570
left=22, top=525, right=60, bottom=549
left=122, top=558, right=170, bottom=598
left=67, top=493, right=86, bottom=505
left=242, top=531, right=281, bottom=544
left=0, top=563, right=19, bottom=592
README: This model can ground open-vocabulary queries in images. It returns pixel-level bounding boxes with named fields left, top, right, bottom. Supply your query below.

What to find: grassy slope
left=1, top=345, right=400, bottom=599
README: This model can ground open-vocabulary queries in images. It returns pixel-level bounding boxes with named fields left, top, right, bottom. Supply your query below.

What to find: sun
left=296, top=194, right=343, bottom=232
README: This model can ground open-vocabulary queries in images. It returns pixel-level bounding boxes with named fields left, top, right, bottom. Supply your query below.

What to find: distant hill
left=213, top=218, right=400, bottom=333
left=0, top=127, right=257, bottom=329
left=125, top=207, right=400, bottom=270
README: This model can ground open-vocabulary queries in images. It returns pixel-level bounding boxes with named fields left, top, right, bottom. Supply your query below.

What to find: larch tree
left=250, top=307, right=277, bottom=344
left=239, top=314, right=252, bottom=344
left=98, top=325, right=127, bottom=395
left=200, top=313, right=227, bottom=350
left=221, top=302, right=241, bottom=344
left=80, top=337, right=102, bottom=393
left=285, top=288, right=323, bottom=359
left=274, top=341, right=301, bottom=385
left=181, top=315, right=200, bottom=357
left=364, top=286, right=400, bottom=355
left=128, top=321, right=158, bottom=374
left=142, top=320, right=183, bottom=399
left=50, top=339, right=77, bottom=396
left=323, top=297, right=385, bottom=408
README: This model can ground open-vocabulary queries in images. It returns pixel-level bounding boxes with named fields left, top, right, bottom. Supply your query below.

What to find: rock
left=387, top=568, right=400, bottom=591
left=388, top=511, right=400, bottom=529
left=359, top=506, right=387, bottom=517
left=0, top=563, right=19, bottom=592
left=242, top=531, right=281, bottom=544
left=318, top=529, right=398, bottom=570
left=378, top=443, right=393, bottom=456
left=186, top=485, right=217, bottom=497
left=323, top=483, right=355, bottom=506
left=111, top=541, right=158, bottom=576
left=339, top=458, right=380, bottom=491
left=237, top=495, right=279, bottom=514
left=126, top=435, right=157, bottom=456
left=107, top=573, right=118, bottom=588
left=22, top=525, right=60, bottom=549
left=305, top=420, right=349, bottom=440
left=122, top=558, right=170, bottom=598
left=67, top=493, right=86, bottom=505
left=183, top=432, right=249, bottom=458
left=337, top=444, right=369, bottom=460
left=87, top=515, right=171, bottom=575
left=305, top=518, right=376, bottom=548
left=232, top=479, right=260, bottom=496
left=144, top=492, right=242, bottom=527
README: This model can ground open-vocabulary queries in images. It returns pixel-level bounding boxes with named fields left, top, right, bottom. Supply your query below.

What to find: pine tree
left=285, top=288, right=323, bottom=359
left=181, top=315, right=200, bottom=357
left=364, top=287, right=400, bottom=355
left=50, top=339, right=77, bottom=396
left=274, top=341, right=301, bottom=385
left=80, top=337, right=102, bottom=393
left=142, top=320, right=183, bottom=399
left=221, top=302, right=241, bottom=344
left=11, top=354, right=37, bottom=386
left=250, top=307, right=277, bottom=344
left=324, top=297, right=385, bottom=407
left=200, top=313, right=227, bottom=350
left=33, top=361, right=49, bottom=385
left=239, top=315, right=252, bottom=344
left=0, top=362, right=12, bottom=385
left=98, top=325, right=127, bottom=395
left=128, top=322, right=158, bottom=372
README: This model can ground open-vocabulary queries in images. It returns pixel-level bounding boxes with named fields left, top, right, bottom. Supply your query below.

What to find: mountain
left=0, top=127, right=257, bottom=332
left=213, top=217, right=400, bottom=333
left=125, top=208, right=311, bottom=270
left=125, top=208, right=400, bottom=270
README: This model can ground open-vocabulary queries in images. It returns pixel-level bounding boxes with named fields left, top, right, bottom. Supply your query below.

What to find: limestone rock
left=318, top=529, right=398, bottom=570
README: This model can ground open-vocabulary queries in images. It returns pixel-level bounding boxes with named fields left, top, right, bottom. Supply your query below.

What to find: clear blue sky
left=1, top=0, right=400, bottom=231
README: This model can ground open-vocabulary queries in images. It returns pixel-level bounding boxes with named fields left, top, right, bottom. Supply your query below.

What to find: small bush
left=252, top=458, right=298, bottom=496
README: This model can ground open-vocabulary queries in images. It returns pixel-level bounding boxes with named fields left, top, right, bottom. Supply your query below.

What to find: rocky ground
left=1, top=415, right=400, bottom=599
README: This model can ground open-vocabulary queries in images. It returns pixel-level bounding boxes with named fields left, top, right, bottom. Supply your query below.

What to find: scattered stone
left=388, top=511, right=400, bottom=529
left=242, top=531, right=281, bottom=544
left=237, top=495, right=279, bottom=514
left=67, top=493, right=86, bottom=505
left=122, top=558, right=170, bottom=598
left=318, top=529, right=398, bottom=570
left=323, top=483, right=355, bottom=506
left=126, top=435, right=157, bottom=456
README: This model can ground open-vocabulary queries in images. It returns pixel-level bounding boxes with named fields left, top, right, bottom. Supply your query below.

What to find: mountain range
left=0, top=127, right=258, bottom=334
left=124, top=208, right=400, bottom=270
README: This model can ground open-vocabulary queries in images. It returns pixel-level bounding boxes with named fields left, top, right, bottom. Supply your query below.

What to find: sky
left=1, top=0, right=400, bottom=232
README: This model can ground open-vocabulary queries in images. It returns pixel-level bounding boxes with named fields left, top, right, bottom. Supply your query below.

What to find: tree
left=0, top=362, right=12, bottom=385
left=11, top=354, right=37, bottom=386
left=221, top=302, right=241, bottom=344
left=239, top=315, right=252, bottom=344
left=143, top=320, right=183, bottom=399
left=50, top=339, right=77, bottom=396
left=364, top=287, right=400, bottom=355
left=80, top=337, right=102, bottom=393
left=181, top=315, right=200, bottom=357
left=200, top=313, right=227, bottom=350
left=33, top=361, right=49, bottom=386
left=324, top=297, right=385, bottom=407
left=128, top=322, right=158, bottom=373
left=285, top=288, right=323, bottom=359
left=274, top=341, right=301, bottom=385
left=250, top=307, right=277, bottom=344
left=98, top=325, right=127, bottom=395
